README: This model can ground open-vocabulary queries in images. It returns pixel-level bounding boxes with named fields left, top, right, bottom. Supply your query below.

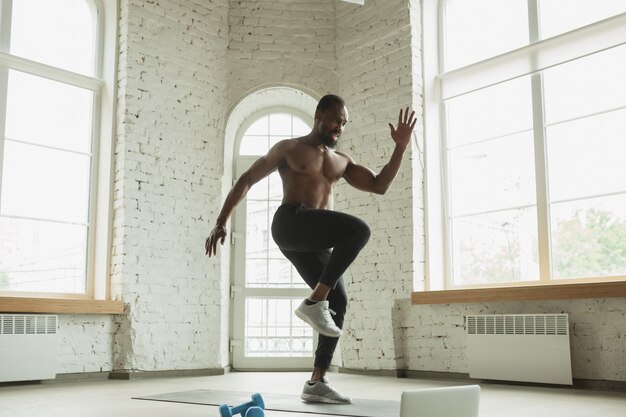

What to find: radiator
left=0, top=314, right=58, bottom=382
left=466, top=314, right=573, bottom=385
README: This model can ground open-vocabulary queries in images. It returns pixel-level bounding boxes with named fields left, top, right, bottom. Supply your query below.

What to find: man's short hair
left=316, top=94, right=345, bottom=112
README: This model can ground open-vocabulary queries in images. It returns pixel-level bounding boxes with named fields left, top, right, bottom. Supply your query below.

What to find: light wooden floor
left=1, top=371, right=625, bottom=417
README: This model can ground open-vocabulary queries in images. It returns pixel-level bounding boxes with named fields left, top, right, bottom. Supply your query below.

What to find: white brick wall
left=57, top=315, right=114, bottom=374
left=227, top=0, right=338, bottom=103
left=111, top=0, right=230, bottom=372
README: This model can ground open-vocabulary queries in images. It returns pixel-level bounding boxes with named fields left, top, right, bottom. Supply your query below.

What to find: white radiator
left=0, top=314, right=58, bottom=382
left=466, top=314, right=572, bottom=385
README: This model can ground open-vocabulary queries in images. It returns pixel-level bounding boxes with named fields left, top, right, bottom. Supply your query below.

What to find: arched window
left=0, top=0, right=116, bottom=298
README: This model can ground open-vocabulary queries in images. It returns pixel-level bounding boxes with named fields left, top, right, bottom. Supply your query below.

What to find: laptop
left=399, top=385, right=481, bottom=417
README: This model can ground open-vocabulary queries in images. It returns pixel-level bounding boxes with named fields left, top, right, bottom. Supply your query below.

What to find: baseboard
left=340, top=367, right=468, bottom=380
left=572, top=378, right=626, bottom=392
left=339, top=367, right=399, bottom=378
left=55, top=371, right=111, bottom=382
left=339, top=368, right=626, bottom=392
left=399, top=369, right=471, bottom=381
left=109, top=367, right=226, bottom=380
left=0, top=367, right=230, bottom=385
left=0, top=371, right=112, bottom=386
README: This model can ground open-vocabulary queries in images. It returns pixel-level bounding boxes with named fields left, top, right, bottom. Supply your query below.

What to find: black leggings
left=271, top=203, right=371, bottom=369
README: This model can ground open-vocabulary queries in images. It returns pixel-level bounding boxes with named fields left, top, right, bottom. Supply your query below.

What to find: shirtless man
left=206, top=94, right=416, bottom=404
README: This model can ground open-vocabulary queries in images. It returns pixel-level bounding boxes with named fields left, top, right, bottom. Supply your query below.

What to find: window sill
left=0, top=296, right=124, bottom=314
left=411, top=281, right=626, bottom=305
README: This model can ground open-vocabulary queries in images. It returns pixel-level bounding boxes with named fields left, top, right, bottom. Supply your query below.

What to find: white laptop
left=399, top=385, right=481, bottom=417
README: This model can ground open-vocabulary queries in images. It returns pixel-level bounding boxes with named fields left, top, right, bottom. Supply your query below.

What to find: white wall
left=227, top=0, right=338, bottom=105
left=54, top=0, right=626, bottom=384
left=109, top=0, right=230, bottom=372
left=57, top=315, right=114, bottom=374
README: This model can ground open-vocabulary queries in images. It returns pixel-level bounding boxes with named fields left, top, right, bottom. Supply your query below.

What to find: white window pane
left=246, top=199, right=306, bottom=289
left=449, top=131, right=536, bottom=216
left=246, top=116, right=269, bottom=136
left=547, top=109, right=626, bottom=202
left=269, top=113, right=292, bottom=136
left=246, top=258, right=268, bottom=287
left=239, top=135, right=268, bottom=156
left=247, top=176, right=269, bottom=200
left=550, top=194, right=626, bottom=279
left=292, top=116, right=310, bottom=136
left=268, top=258, right=293, bottom=287
left=10, top=0, right=96, bottom=76
left=267, top=245, right=282, bottom=258
left=539, top=0, right=626, bottom=40
left=238, top=114, right=310, bottom=156
left=444, top=0, right=528, bottom=70
left=543, top=45, right=626, bottom=124
left=246, top=200, right=269, bottom=258
left=0, top=217, right=87, bottom=294
left=446, top=76, right=533, bottom=148
left=245, top=298, right=312, bottom=357
left=5, top=70, right=94, bottom=153
left=451, top=208, right=539, bottom=285
left=269, top=136, right=291, bottom=149
left=1, top=141, right=91, bottom=223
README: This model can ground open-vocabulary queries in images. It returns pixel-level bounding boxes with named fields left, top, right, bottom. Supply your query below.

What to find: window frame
left=0, top=0, right=118, bottom=304
left=422, top=0, right=626, bottom=293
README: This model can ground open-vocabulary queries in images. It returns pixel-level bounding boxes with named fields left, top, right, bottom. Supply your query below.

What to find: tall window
left=0, top=0, right=105, bottom=296
left=430, top=1, right=626, bottom=287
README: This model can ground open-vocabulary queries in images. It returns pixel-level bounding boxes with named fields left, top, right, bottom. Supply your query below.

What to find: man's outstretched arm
left=205, top=142, right=288, bottom=257
left=342, top=107, right=416, bottom=195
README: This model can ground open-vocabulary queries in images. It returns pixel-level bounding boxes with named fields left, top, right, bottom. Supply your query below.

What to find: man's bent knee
left=355, top=219, right=371, bottom=247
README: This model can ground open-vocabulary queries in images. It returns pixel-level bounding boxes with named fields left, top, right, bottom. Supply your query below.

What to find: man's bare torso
left=277, top=138, right=350, bottom=209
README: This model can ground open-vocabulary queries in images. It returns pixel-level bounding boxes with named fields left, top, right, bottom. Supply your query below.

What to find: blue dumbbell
left=219, top=393, right=265, bottom=417
left=242, top=406, right=264, bottom=417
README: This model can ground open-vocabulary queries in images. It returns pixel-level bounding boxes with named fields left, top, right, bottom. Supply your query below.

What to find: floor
left=0, top=371, right=625, bottom=417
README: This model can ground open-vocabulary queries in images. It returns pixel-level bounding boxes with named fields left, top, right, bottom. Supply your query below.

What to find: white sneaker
left=295, top=300, right=342, bottom=338
left=301, top=377, right=352, bottom=404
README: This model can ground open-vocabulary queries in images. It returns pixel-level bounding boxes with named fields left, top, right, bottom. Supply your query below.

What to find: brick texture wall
left=110, top=0, right=230, bottom=372
left=57, top=315, right=114, bottom=374
left=227, top=0, right=338, bottom=104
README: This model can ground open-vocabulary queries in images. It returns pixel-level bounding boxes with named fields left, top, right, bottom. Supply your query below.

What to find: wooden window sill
left=0, top=296, right=124, bottom=314
left=412, top=281, right=626, bottom=305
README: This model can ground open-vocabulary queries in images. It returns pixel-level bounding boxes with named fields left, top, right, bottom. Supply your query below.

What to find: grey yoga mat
left=133, top=389, right=400, bottom=417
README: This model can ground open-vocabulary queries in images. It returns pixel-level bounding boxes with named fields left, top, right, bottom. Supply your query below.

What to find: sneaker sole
left=295, top=308, right=342, bottom=338
left=301, top=393, right=351, bottom=404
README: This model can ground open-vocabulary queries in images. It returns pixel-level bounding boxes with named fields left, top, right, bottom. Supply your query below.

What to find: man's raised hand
left=388, top=107, right=417, bottom=149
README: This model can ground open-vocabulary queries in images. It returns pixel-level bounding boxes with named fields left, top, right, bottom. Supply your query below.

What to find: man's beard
left=321, top=132, right=338, bottom=149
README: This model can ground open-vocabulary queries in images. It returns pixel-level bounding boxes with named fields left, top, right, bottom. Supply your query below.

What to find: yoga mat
left=134, top=389, right=400, bottom=417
